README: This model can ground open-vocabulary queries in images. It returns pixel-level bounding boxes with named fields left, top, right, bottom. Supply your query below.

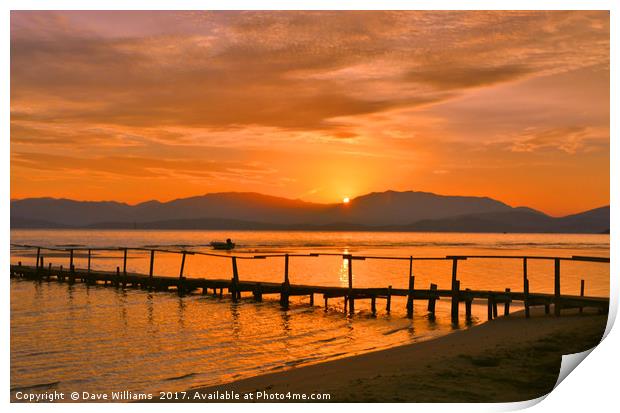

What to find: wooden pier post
left=371, top=296, right=377, bottom=315
left=523, top=258, right=530, bottom=318
left=406, top=256, right=415, bottom=318
left=230, top=279, right=238, bottom=302
left=465, top=288, right=472, bottom=320
left=450, top=258, right=459, bottom=321
left=87, top=249, right=91, bottom=274
left=451, top=280, right=460, bottom=322
left=488, top=295, right=493, bottom=320
left=40, top=257, right=47, bottom=280
left=231, top=257, right=239, bottom=302
left=66, top=264, right=75, bottom=284
left=280, top=255, right=290, bottom=308
left=347, top=255, right=354, bottom=315
left=554, top=258, right=561, bottom=316
left=115, top=266, right=120, bottom=287
left=428, top=283, right=437, bottom=315
left=284, top=254, right=290, bottom=285
left=504, top=288, right=511, bottom=316
left=149, top=250, right=155, bottom=287
left=580, top=279, right=585, bottom=314
left=323, top=294, right=328, bottom=310
left=386, top=285, right=392, bottom=313
left=176, top=252, right=187, bottom=295
left=309, top=293, right=314, bottom=306
left=492, top=295, right=498, bottom=318
left=253, top=283, right=263, bottom=302
left=123, top=248, right=128, bottom=276
left=60, top=265, right=64, bottom=283
left=69, top=249, right=74, bottom=273
left=179, top=252, right=186, bottom=279
left=347, top=255, right=353, bottom=290
left=35, top=247, right=40, bottom=269
left=280, top=283, right=289, bottom=308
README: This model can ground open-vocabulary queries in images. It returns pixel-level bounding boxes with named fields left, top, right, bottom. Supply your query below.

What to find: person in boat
left=211, top=238, right=235, bottom=250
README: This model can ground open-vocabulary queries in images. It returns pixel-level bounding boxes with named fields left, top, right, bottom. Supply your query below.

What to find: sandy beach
left=184, top=307, right=607, bottom=403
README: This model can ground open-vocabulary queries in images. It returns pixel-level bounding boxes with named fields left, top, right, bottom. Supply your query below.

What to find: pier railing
left=10, top=243, right=610, bottom=322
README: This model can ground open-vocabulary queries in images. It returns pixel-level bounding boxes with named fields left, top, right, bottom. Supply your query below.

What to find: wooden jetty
left=9, top=244, right=610, bottom=322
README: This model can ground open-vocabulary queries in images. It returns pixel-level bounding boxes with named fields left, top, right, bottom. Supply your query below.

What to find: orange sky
left=10, top=11, right=609, bottom=216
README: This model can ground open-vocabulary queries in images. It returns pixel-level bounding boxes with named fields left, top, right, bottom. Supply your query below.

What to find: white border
left=2, top=1, right=616, bottom=412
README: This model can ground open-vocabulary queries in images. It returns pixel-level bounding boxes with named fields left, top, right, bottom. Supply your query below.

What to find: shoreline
left=182, top=307, right=607, bottom=403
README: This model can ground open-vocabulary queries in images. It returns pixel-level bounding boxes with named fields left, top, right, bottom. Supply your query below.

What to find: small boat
left=210, top=239, right=235, bottom=250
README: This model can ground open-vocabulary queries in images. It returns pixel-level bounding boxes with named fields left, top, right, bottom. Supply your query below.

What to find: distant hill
left=10, top=193, right=325, bottom=227
left=10, top=191, right=610, bottom=233
left=401, top=206, right=610, bottom=233
left=318, top=190, right=514, bottom=226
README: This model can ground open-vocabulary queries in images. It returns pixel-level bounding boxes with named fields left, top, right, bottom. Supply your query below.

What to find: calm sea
left=10, top=230, right=610, bottom=400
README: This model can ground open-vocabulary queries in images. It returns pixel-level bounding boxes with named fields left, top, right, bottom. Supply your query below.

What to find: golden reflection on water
left=338, top=248, right=350, bottom=287
left=12, top=278, right=469, bottom=398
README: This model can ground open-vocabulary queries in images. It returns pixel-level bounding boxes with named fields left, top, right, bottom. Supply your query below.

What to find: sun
left=343, top=197, right=350, bottom=204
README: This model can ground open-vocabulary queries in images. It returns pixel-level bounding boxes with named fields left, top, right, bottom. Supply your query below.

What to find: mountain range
left=10, top=190, right=610, bottom=233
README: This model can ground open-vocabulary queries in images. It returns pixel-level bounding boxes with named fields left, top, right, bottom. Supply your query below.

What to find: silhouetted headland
left=10, top=190, right=610, bottom=233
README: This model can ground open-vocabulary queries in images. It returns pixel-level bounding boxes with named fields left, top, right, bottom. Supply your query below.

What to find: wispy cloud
left=510, top=126, right=609, bottom=154
left=11, top=11, right=609, bottom=134
left=10, top=11, right=610, bottom=214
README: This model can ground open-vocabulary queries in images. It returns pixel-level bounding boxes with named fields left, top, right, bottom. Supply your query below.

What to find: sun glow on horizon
left=343, top=197, right=350, bottom=204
